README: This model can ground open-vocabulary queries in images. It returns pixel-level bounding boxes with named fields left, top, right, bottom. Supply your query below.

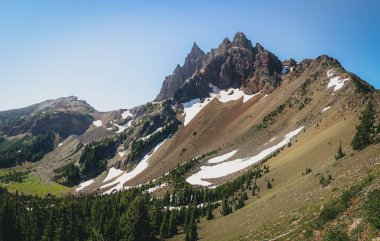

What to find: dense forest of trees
left=0, top=161, right=270, bottom=241
left=0, top=132, right=56, bottom=168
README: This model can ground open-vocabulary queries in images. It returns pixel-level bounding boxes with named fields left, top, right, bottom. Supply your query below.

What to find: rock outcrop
left=155, top=43, right=206, bottom=101
left=171, top=32, right=283, bottom=102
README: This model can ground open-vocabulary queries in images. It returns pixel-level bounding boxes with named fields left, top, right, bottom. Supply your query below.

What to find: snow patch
left=147, top=183, right=167, bottom=193
left=208, top=150, right=238, bottom=164
left=103, top=167, right=124, bottom=183
left=138, top=127, right=164, bottom=141
left=121, top=110, right=133, bottom=119
left=182, top=85, right=260, bottom=126
left=182, top=98, right=211, bottom=126
left=101, top=139, right=168, bottom=194
left=92, top=120, right=103, bottom=127
left=327, top=69, right=334, bottom=77
left=186, top=126, right=304, bottom=186
left=114, top=123, right=127, bottom=133
left=76, top=179, right=95, bottom=192
left=327, top=76, right=349, bottom=91
left=118, top=151, right=126, bottom=157
left=326, top=69, right=349, bottom=91
left=58, top=143, right=63, bottom=147
left=322, top=106, right=331, bottom=113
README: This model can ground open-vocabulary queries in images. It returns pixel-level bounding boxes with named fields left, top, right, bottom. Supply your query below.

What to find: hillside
left=0, top=32, right=379, bottom=241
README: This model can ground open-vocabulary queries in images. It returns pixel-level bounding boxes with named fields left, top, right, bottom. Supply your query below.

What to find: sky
left=0, top=0, right=379, bottom=112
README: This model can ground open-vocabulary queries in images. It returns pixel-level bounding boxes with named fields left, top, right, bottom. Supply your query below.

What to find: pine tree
left=121, top=196, right=152, bottom=241
left=221, top=199, right=232, bottom=216
left=206, top=205, right=214, bottom=220
left=185, top=210, right=198, bottom=241
left=267, top=180, right=272, bottom=189
left=335, top=140, right=346, bottom=160
left=159, top=210, right=169, bottom=239
left=352, top=102, right=376, bottom=150
left=168, top=210, right=178, bottom=237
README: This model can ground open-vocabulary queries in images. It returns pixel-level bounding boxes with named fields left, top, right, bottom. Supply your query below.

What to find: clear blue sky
left=0, top=0, right=379, bottom=111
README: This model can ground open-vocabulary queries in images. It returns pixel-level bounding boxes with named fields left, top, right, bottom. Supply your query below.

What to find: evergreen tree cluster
left=0, top=131, right=56, bottom=168
left=351, top=102, right=377, bottom=150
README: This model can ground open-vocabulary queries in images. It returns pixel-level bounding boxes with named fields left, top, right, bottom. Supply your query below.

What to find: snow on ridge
left=327, top=69, right=335, bottom=78
left=208, top=150, right=238, bottom=164
left=121, top=110, right=133, bottom=119
left=92, top=120, right=103, bottom=127
left=182, top=85, right=260, bottom=126
left=326, top=69, right=349, bottom=92
left=186, top=126, right=304, bottom=186
left=114, top=123, right=127, bottom=133
left=103, top=167, right=124, bottom=183
left=322, top=106, right=331, bottom=113
left=101, top=139, right=168, bottom=194
left=76, top=179, right=95, bottom=192
left=182, top=98, right=211, bottom=126
left=327, top=76, right=349, bottom=92
left=138, top=127, right=164, bottom=142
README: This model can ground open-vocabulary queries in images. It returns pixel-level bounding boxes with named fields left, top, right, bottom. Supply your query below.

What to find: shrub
left=365, top=189, right=380, bottom=229
left=323, top=228, right=349, bottom=241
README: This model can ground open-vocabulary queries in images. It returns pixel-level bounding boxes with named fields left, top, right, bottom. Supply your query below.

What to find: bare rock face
left=155, top=43, right=206, bottom=101
left=172, top=32, right=283, bottom=102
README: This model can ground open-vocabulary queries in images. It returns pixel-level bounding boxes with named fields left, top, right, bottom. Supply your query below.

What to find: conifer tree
left=168, top=210, right=178, bottom=237
left=185, top=210, right=198, bottom=241
left=160, top=210, right=169, bottom=239
left=121, top=196, right=152, bottom=241
left=221, top=199, right=232, bottom=216
left=206, top=205, right=214, bottom=220
left=352, top=102, right=376, bottom=150
left=335, top=140, right=345, bottom=160
left=267, top=180, right=272, bottom=189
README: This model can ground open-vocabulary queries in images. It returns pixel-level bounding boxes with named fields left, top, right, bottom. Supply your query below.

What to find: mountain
left=156, top=42, right=206, bottom=101
left=0, top=32, right=379, bottom=241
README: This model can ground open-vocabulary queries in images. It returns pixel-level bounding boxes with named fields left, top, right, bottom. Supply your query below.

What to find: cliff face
left=156, top=32, right=283, bottom=103
left=155, top=43, right=206, bottom=101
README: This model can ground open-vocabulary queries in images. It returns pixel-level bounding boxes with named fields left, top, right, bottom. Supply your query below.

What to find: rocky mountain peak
left=155, top=43, right=206, bottom=101
left=172, top=33, right=283, bottom=102
left=232, top=32, right=253, bottom=49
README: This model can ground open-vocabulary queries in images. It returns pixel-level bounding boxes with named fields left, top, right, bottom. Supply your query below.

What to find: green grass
left=0, top=169, right=71, bottom=196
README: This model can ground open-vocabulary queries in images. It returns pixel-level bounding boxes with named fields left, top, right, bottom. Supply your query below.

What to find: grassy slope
left=0, top=169, right=71, bottom=196
left=170, top=137, right=380, bottom=241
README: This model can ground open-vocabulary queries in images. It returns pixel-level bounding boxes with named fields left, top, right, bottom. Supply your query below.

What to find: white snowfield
left=326, top=69, right=349, bottom=92
left=208, top=150, right=238, bottom=164
left=147, top=183, right=167, bottom=193
left=92, top=120, right=103, bottom=127
left=182, top=84, right=260, bottom=126
left=103, top=167, right=124, bottom=183
left=76, top=179, right=95, bottom=192
left=322, top=106, right=331, bottom=113
left=121, top=110, right=133, bottom=119
left=101, top=139, right=168, bottom=194
left=186, top=126, right=304, bottom=186
left=114, top=123, right=127, bottom=133
left=138, top=127, right=164, bottom=141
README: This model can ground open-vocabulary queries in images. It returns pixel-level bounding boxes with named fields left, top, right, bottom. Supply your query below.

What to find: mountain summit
left=155, top=42, right=206, bottom=101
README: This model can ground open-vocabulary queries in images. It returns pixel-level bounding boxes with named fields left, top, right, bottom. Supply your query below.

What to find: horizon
left=1, top=0, right=379, bottom=112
